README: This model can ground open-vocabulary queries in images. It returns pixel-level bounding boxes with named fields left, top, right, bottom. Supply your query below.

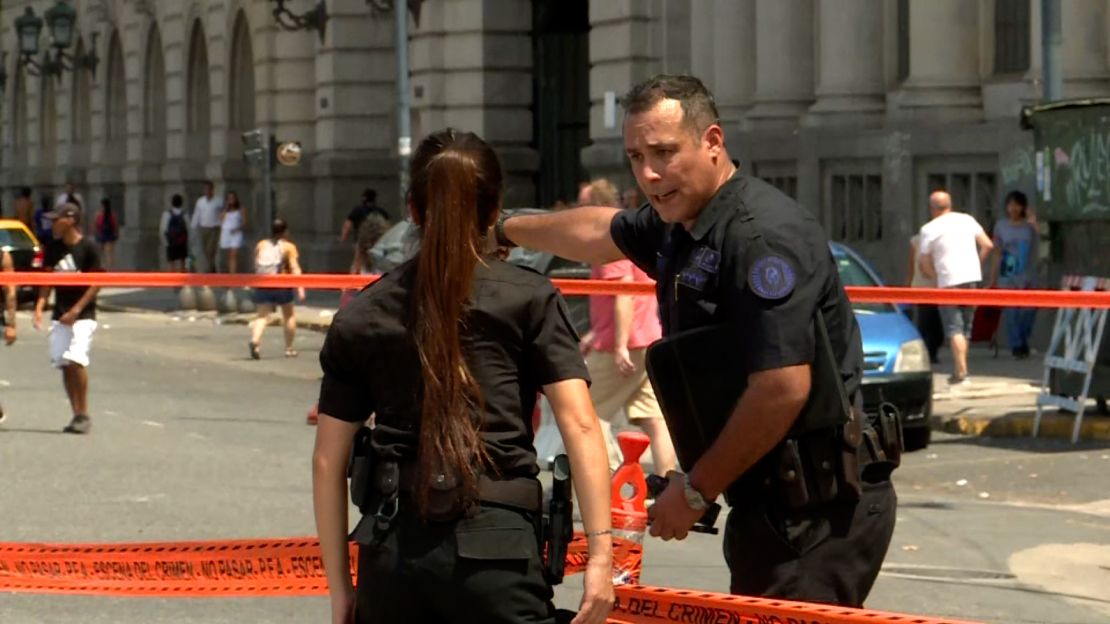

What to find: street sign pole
left=1042, top=0, right=1063, bottom=102
left=395, top=3, right=411, bottom=207
left=264, top=132, right=276, bottom=227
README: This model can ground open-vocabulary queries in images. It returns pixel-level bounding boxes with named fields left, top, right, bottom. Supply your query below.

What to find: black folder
left=645, top=314, right=850, bottom=472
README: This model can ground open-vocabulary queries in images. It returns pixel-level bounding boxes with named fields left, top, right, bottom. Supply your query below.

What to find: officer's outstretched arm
left=503, top=207, right=625, bottom=265
left=687, top=364, right=811, bottom=501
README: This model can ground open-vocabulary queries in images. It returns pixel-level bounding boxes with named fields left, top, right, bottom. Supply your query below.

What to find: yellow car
left=0, top=219, right=44, bottom=304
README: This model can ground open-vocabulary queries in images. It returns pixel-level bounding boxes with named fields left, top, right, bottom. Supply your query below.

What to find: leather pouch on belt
left=425, top=470, right=470, bottom=523
left=877, top=402, right=904, bottom=468
left=804, top=432, right=842, bottom=504
left=838, top=407, right=864, bottom=502
left=774, top=440, right=811, bottom=510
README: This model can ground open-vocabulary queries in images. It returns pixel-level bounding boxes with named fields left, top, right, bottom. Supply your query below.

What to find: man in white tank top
left=917, top=191, right=995, bottom=385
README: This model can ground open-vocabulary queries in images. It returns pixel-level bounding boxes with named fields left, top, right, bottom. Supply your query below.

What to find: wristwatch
left=493, top=215, right=515, bottom=248
left=667, top=470, right=708, bottom=511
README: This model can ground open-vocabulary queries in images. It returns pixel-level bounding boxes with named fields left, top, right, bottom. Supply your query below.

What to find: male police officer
left=497, top=75, right=897, bottom=607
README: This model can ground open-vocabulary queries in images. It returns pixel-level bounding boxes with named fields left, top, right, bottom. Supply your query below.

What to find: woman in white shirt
left=219, top=191, right=247, bottom=273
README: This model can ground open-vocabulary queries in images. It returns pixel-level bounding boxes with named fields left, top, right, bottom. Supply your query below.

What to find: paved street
left=1, top=310, right=1108, bottom=623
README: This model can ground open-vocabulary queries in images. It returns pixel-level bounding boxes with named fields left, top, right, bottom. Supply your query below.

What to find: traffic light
left=241, top=129, right=303, bottom=170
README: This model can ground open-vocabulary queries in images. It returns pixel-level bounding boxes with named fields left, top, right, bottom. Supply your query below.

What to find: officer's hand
left=613, top=347, right=636, bottom=377
left=647, top=477, right=702, bottom=541
left=573, top=559, right=614, bottom=624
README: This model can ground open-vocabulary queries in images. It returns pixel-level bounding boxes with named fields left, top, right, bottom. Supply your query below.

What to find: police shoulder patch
left=748, top=255, right=796, bottom=300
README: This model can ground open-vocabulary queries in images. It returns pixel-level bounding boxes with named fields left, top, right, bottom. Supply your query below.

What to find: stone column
left=161, top=3, right=202, bottom=188
left=249, top=8, right=316, bottom=253
left=581, top=0, right=660, bottom=182
left=689, top=1, right=714, bottom=81
left=657, top=0, right=691, bottom=75
left=745, top=0, right=815, bottom=131
left=117, top=4, right=161, bottom=269
left=310, top=0, right=397, bottom=270
left=712, top=0, right=755, bottom=128
left=1062, top=0, right=1110, bottom=97
left=805, top=0, right=885, bottom=127
left=411, top=0, right=537, bottom=207
left=892, top=0, right=981, bottom=123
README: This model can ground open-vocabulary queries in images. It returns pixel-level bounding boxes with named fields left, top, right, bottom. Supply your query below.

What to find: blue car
left=832, top=243, right=933, bottom=451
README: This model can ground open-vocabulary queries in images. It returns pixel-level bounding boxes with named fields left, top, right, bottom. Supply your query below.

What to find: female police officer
left=312, top=129, right=614, bottom=624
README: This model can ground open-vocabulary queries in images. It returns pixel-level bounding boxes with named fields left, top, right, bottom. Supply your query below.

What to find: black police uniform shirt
left=611, top=171, right=864, bottom=400
left=317, top=258, right=589, bottom=478
left=43, top=236, right=102, bottom=322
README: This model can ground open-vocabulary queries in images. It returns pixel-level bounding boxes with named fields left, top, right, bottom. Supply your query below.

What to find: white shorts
left=49, top=319, right=98, bottom=368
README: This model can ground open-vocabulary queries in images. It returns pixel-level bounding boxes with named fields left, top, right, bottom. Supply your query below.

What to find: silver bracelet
left=585, top=529, right=612, bottom=537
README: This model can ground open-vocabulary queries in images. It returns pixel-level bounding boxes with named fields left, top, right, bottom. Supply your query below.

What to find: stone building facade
left=1, top=0, right=1107, bottom=279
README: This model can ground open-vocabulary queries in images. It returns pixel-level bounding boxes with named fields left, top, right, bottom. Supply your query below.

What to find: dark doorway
left=533, top=0, right=590, bottom=208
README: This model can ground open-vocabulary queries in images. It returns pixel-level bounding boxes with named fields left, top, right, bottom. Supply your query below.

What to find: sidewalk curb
left=98, top=302, right=334, bottom=333
left=932, top=411, right=1110, bottom=442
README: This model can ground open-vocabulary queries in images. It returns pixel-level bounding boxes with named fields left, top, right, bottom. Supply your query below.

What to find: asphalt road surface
left=1, top=311, right=1108, bottom=623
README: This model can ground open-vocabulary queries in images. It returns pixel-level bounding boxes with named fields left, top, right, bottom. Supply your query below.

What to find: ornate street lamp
left=13, top=2, right=98, bottom=79
left=44, top=0, right=76, bottom=50
left=15, top=7, right=44, bottom=59
left=270, top=0, right=329, bottom=43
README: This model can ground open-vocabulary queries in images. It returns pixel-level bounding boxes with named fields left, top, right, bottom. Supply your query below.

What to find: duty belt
left=393, top=466, right=543, bottom=514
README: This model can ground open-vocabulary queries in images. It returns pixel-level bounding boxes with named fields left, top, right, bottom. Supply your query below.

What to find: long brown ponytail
left=409, top=129, right=502, bottom=512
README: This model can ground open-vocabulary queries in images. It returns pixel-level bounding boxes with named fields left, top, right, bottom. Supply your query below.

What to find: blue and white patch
left=749, top=255, right=796, bottom=300
left=692, top=246, right=721, bottom=273
left=678, top=268, right=709, bottom=291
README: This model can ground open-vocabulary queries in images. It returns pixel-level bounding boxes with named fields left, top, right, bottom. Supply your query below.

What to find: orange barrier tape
left=843, top=286, right=1110, bottom=309
left=609, top=585, right=983, bottom=624
left=0, top=533, right=640, bottom=597
left=3, top=271, right=1110, bottom=307
left=0, top=537, right=341, bottom=597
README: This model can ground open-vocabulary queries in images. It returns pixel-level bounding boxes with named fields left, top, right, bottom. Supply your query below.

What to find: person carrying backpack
left=160, top=194, right=189, bottom=272
left=248, top=219, right=305, bottom=359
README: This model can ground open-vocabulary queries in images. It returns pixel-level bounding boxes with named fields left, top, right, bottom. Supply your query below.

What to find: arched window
left=144, top=25, right=167, bottom=138
left=228, top=11, right=255, bottom=132
left=186, top=20, right=211, bottom=158
left=994, top=0, right=1031, bottom=74
left=105, top=31, right=127, bottom=146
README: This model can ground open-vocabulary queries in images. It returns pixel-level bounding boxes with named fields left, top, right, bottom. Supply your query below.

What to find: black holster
left=348, top=426, right=375, bottom=513
left=860, top=401, right=903, bottom=482
left=542, top=455, right=573, bottom=585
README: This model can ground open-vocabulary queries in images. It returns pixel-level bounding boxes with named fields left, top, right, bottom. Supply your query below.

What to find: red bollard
left=610, top=431, right=649, bottom=584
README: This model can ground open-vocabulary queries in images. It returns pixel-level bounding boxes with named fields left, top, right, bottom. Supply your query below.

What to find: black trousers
left=915, top=304, right=944, bottom=362
left=723, top=479, right=897, bottom=607
left=355, top=504, right=558, bottom=623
